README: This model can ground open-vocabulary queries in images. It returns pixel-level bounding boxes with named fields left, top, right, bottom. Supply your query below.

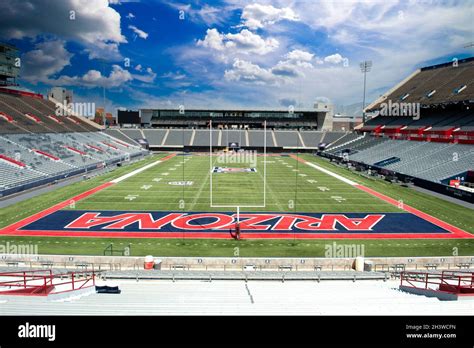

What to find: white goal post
left=209, top=120, right=267, bottom=219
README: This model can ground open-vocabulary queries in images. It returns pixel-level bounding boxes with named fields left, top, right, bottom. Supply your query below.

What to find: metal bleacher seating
left=273, top=130, right=300, bottom=147
left=221, top=130, right=246, bottom=147
left=103, top=129, right=138, bottom=145
left=120, top=129, right=143, bottom=141
left=192, top=129, right=219, bottom=147
left=327, top=133, right=473, bottom=184
left=142, top=129, right=167, bottom=146
left=0, top=90, right=148, bottom=195
left=299, top=131, right=324, bottom=147
left=247, top=130, right=274, bottom=147
left=164, top=129, right=193, bottom=146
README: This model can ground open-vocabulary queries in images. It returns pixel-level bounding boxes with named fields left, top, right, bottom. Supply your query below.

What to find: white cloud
left=324, top=53, right=347, bottom=64
left=21, top=39, right=73, bottom=84
left=128, top=25, right=148, bottom=40
left=52, top=65, right=133, bottom=88
left=0, top=0, right=126, bottom=60
left=197, top=28, right=225, bottom=51
left=126, top=12, right=135, bottom=19
left=271, top=49, right=317, bottom=77
left=49, top=64, right=157, bottom=87
left=132, top=67, right=156, bottom=83
left=241, top=3, right=299, bottom=29
left=193, top=4, right=228, bottom=26
left=224, top=59, right=277, bottom=84
left=197, top=28, right=279, bottom=55
left=286, top=49, right=314, bottom=62
left=224, top=48, right=317, bottom=84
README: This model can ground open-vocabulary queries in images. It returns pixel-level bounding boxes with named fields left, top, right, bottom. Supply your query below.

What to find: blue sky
left=0, top=0, right=472, bottom=115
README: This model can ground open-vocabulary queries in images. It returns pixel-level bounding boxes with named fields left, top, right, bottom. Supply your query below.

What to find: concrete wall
left=1, top=254, right=472, bottom=272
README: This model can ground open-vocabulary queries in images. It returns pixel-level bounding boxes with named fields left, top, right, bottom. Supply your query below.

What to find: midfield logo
left=212, top=167, right=257, bottom=173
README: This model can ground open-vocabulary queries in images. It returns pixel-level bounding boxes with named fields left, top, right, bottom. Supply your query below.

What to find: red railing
left=0, top=87, right=43, bottom=99
left=0, top=154, right=26, bottom=167
left=113, top=140, right=130, bottom=148
left=48, top=114, right=63, bottom=124
left=0, top=270, right=96, bottom=296
left=86, top=144, right=104, bottom=152
left=65, top=116, right=81, bottom=124
left=400, top=271, right=474, bottom=294
left=32, top=149, right=60, bottom=161
left=0, top=111, right=14, bottom=122
left=24, top=113, right=42, bottom=123
left=102, top=141, right=118, bottom=149
left=64, top=146, right=87, bottom=155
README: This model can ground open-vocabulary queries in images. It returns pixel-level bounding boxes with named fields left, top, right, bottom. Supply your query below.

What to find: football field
left=0, top=153, right=473, bottom=257
left=72, top=153, right=399, bottom=213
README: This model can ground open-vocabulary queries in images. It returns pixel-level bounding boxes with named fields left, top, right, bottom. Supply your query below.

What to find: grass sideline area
left=0, top=153, right=472, bottom=257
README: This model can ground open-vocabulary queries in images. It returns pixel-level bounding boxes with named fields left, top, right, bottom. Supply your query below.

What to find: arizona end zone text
left=18, top=211, right=452, bottom=235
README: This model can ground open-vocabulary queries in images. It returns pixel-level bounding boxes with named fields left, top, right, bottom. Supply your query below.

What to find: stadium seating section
left=106, top=127, right=349, bottom=149
left=368, top=58, right=474, bottom=108
left=0, top=89, right=148, bottom=195
left=324, top=131, right=473, bottom=184
left=336, top=58, right=474, bottom=185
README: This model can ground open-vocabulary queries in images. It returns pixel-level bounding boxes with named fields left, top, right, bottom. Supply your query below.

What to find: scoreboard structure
left=117, top=110, right=141, bottom=125
left=0, top=43, right=20, bottom=86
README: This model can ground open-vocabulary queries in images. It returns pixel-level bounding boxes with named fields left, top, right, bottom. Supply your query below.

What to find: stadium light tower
left=360, top=60, right=372, bottom=124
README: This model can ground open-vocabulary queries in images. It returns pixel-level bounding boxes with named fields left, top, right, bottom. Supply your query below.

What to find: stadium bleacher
left=324, top=58, right=473, bottom=187
left=247, top=130, right=275, bottom=147
left=193, top=129, right=219, bottom=147
left=221, top=129, right=246, bottom=147
left=142, top=129, right=167, bottom=146
left=120, top=129, right=143, bottom=141
left=0, top=89, right=148, bottom=196
left=273, top=130, right=300, bottom=147
left=299, top=131, right=324, bottom=147
left=164, top=129, right=193, bottom=146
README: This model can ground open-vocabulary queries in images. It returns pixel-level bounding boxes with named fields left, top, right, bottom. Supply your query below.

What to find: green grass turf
left=70, top=153, right=399, bottom=212
left=0, top=152, right=472, bottom=257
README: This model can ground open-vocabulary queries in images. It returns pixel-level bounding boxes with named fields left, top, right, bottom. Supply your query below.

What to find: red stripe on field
left=0, top=230, right=469, bottom=239
left=160, top=154, right=176, bottom=161
left=354, top=184, right=472, bottom=238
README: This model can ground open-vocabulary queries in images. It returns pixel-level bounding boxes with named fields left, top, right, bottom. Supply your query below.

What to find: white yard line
left=301, top=160, right=358, bottom=186
left=110, top=159, right=166, bottom=184
left=188, top=156, right=216, bottom=210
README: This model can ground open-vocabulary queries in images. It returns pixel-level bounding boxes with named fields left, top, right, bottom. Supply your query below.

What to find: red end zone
left=0, top=155, right=472, bottom=239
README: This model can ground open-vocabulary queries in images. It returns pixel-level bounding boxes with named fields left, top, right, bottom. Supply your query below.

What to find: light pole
left=360, top=60, right=372, bottom=124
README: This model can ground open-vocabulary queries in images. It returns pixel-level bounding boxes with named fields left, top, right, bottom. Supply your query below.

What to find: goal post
left=209, top=120, right=267, bottom=213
